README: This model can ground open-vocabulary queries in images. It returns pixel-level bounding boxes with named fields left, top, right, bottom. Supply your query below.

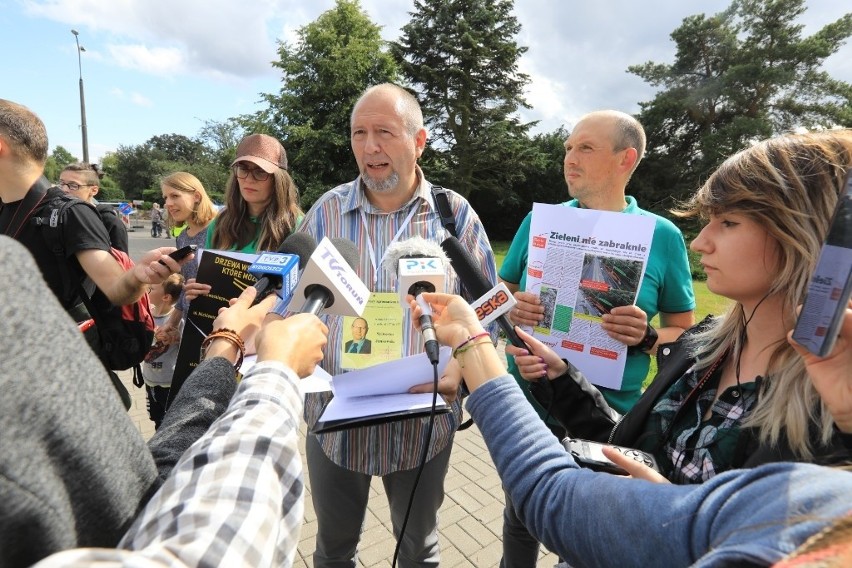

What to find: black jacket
left=531, top=317, right=852, bottom=470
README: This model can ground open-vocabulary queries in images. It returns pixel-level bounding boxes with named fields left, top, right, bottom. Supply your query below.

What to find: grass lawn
left=491, top=240, right=731, bottom=386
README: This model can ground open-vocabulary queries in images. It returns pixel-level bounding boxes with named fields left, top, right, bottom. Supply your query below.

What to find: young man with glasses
left=0, top=99, right=187, bottom=401
left=59, top=162, right=128, bottom=252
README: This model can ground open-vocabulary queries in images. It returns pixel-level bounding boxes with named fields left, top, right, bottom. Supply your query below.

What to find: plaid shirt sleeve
left=33, top=360, right=305, bottom=568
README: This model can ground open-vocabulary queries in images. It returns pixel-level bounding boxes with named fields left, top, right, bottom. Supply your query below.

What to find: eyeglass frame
left=233, top=163, right=272, bottom=182
left=58, top=181, right=94, bottom=191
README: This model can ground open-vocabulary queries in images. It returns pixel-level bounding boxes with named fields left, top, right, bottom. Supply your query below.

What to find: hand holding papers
left=525, top=204, right=655, bottom=389
left=312, top=347, right=452, bottom=434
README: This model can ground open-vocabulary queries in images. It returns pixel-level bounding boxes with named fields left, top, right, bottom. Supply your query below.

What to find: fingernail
left=539, top=357, right=545, bottom=363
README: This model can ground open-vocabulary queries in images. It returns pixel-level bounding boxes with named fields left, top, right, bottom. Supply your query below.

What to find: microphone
left=285, top=237, right=370, bottom=317
left=440, top=235, right=526, bottom=348
left=248, top=233, right=316, bottom=305
left=382, top=236, right=446, bottom=365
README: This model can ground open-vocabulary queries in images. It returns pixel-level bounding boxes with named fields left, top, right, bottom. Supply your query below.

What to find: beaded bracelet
left=200, top=328, right=245, bottom=370
left=454, top=331, right=491, bottom=353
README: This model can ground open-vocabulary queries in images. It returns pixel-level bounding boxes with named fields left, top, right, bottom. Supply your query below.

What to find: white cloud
left=109, top=44, right=185, bottom=76
left=129, top=92, right=153, bottom=107
left=24, top=0, right=284, bottom=78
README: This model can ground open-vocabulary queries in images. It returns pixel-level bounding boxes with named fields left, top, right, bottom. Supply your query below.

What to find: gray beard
left=361, top=170, right=400, bottom=193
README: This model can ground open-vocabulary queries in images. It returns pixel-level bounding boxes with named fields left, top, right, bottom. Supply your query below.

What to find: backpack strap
left=33, top=190, right=87, bottom=308
left=1, top=177, right=51, bottom=237
left=430, top=185, right=457, bottom=238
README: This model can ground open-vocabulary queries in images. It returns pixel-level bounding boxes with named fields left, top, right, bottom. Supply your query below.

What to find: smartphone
left=791, top=170, right=852, bottom=357
left=158, top=244, right=197, bottom=266
left=562, top=437, right=661, bottom=475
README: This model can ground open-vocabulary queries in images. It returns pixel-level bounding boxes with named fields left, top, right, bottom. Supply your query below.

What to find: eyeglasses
left=233, top=164, right=271, bottom=182
left=58, top=181, right=92, bottom=191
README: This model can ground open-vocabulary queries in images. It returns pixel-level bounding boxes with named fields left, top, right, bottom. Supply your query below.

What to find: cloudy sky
left=3, top=0, right=850, bottom=163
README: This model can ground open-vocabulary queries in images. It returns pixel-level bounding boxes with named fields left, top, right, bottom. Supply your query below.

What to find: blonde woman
left=157, top=172, right=217, bottom=343
left=508, top=129, right=852, bottom=483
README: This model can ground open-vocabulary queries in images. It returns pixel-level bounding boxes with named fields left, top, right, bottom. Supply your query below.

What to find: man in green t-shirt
left=498, top=110, right=696, bottom=568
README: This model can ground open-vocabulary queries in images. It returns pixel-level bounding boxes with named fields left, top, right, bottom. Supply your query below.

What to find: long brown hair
left=211, top=167, right=302, bottom=251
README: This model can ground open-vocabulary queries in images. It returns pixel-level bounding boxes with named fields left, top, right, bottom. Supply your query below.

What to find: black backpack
left=35, top=189, right=155, bottom=380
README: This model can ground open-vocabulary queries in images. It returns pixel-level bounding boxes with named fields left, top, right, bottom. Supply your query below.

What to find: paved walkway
left=120, top=357, right=558, bottom=567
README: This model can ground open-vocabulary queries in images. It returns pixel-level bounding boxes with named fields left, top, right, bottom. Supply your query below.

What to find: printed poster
left=525, top=203, right=655, bottom=389
left=169, top=249, right=259, bottom=400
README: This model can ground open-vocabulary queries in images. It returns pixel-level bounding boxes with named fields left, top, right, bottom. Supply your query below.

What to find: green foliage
left=392, top=0, right=534, bottom=201
left=629, top=0, right=852, bottom=214
left=111, top=134, right=224, bottom=202
left=249, top=0, right=399, bottom=210
left=97, top=176, right=125, bottom=201
left=471, top=127, right=570, bottom=240
left=43, top=146, right=78, bottom=182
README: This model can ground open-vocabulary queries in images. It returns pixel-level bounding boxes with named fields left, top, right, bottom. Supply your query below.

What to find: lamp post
left=71, top=29, right=89, bottom=164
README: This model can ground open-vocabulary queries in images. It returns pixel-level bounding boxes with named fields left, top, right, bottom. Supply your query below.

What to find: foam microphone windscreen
left=440, top=236, right=492, bottom=298
left=329, top=237, right=360, bottom=270
left=281, top=232, right=318, bottom=269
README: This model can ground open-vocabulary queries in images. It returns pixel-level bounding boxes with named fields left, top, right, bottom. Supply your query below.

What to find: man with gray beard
left=295, top=83, right=498, bottom=567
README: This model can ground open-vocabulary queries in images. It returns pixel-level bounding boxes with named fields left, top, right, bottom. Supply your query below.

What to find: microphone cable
left=391, top=357, right=440, bottom=568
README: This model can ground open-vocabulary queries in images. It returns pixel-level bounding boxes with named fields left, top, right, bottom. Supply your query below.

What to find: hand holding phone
left=792, top=171, right=852, bottom=357
left=158, top=244, right=197, bottom=267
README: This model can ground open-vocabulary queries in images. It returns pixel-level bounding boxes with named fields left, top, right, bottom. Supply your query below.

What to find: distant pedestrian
left=150, top=203, right=164, bottom=238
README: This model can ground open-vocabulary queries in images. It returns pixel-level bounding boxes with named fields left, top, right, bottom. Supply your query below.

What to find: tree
left=472, top=127, right=569, bottom=239
left=111, top=133, right=223, bottom=202
left=392, top=0, right=534, bottom=200
left=197, top=118, right=245, bottom=171
left=43, top=146, right=77, bottom=182
left=146, top=133, right=206, bottom=164
left=629, top=0, right=852, bottom=215
left=251, top=0, right=398, bottom=207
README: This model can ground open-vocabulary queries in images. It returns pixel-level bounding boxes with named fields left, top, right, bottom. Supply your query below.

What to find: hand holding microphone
left=383, top=236, right=447, bottom=365
left=407, top=292, right=505, bottom=390
left=441, top=235, right=526, bottom=348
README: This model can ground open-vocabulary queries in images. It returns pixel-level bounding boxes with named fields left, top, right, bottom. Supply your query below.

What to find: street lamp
left=71, top=29, right=89, bottom=164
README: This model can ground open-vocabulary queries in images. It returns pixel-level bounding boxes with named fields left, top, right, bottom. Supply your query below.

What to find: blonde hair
left=160, top=172, right=217, bottom=227
left=673, top=129, right=852, bottom=458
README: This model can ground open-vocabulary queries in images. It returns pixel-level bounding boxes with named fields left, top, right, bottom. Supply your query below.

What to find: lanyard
left=359, top=205, right=418, bottom=287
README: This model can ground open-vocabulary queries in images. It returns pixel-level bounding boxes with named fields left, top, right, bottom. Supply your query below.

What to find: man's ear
left=90, top=185, right=100, bottom=198
left=620, top=148, right=638, bottom=174
left=414, top=128, right=427, bottom=159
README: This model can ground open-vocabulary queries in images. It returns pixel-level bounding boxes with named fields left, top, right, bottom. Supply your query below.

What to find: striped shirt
left=300, top=170, right=497, bottom=475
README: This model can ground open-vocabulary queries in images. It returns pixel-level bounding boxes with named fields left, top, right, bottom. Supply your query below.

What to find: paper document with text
left=525, top=204, right=655, bottom=389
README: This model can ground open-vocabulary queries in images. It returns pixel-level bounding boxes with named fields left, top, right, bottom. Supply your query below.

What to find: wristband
left=200, top=328, right=245, bottom=370
left=454, top=332, right=490, bottom=352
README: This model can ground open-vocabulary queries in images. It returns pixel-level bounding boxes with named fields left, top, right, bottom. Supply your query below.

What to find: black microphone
left=251, top=232, right=318, bottom=305
left=441, top=236, right=526, bottom=348
left=299, top=237, right=365, bottom=316
left=382, top=237, right=446, bottom=365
